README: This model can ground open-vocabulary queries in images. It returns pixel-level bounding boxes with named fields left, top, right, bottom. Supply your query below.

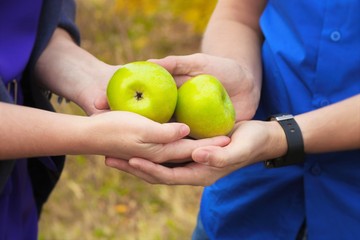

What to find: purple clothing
left=0, top=0, right=43, bottom=239
left=0, top=161, right=38, bottom=240
left=0, top=0, right=79, bottom=239
left=0, top=0, right=42, bottom=85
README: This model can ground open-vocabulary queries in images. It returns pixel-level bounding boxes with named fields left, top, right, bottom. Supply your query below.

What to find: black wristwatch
left=264, top=114, right=305, bottom=168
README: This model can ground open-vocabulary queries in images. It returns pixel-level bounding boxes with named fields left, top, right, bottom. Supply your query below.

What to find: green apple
left=175, top=74, right=235, bottom=139
left=107, top=61, right=178, bottom=123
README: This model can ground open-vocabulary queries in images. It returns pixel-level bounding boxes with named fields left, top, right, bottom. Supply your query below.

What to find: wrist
left=263, top=120, right=288, bottom=161
left=243, top=120, right=287, bottom=164
left=54, top=114, right=92, bottom=156
left=74, top=62, right=118, bottom=115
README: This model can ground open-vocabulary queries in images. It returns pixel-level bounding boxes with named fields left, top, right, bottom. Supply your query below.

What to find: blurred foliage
left=76, top=0, right=216, bottom=63
left=38, top=0, right=216, bottom=239
left=114, top=0, right=216, bottom=32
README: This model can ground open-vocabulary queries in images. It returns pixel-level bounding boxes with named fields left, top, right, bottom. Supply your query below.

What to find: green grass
left=39, top=154, right=203, bottom=240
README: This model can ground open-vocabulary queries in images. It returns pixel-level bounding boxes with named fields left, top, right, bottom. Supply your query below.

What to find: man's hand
left=149, top=53, right=261, bottom=121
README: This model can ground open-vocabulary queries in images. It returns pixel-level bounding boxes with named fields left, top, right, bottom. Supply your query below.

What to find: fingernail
left=180, top=124, right=190, bottom=136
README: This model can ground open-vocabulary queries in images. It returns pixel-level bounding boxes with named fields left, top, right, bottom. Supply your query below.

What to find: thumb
left=94, top=94, right=109, bottom=111
left=148, top=54, right=206, bottom=76
left=192, top=146, right=232, bottom=168
left=144, top=122, right=190, bottom=144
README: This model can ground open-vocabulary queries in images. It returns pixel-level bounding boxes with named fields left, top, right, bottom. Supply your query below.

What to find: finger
left=129, top=158, right=214, bottom=186
left=154, top=135, right=231, bottom=163
left=148, top=58, right=192, bottom=86
left=173, top=75, right=191, bottom=87
left=105, top=157, right=160, bottom=184
left=105, top=157, right=131, bottom=171
left=143, top=122, right=190, bottom=144
left=192, top=144, right=241, bottom=168
left=148, top=54, right=207, bottom=77
left=95, top=94, right=109, bottom=111
left=148, top=55, right=207, bottom=87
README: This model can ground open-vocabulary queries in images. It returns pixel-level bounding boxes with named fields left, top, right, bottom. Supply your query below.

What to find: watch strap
left=265, top=114, right=304, bottom=168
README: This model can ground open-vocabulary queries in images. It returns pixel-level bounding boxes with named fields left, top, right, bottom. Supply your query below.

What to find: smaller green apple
left=107, top=61, right=177, bottom=123
left=175, top=74, right=235, bottom=139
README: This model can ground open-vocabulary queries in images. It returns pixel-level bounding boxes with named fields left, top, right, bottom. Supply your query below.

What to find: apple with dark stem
left=107, top=61, right=178, bottom=123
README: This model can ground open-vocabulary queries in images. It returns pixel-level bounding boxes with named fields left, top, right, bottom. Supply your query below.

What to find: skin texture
left=0, top=28, right=231, bottom=161
left=105, top=0, right=360, bottom=186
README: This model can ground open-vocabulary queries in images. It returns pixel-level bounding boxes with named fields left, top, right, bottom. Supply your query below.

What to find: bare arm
left=201, top=0, right=267, bottom=118
left=150, top=1, right=267, bottom=120
left=296, top=94, right=360, bottom=153
left=202, top=0, right=266, bottom=67
left=1, top=29, right=231, bottom=161
left=0, top=102, right=230, bottom=161
left=108, top=94, right=360, bottom=186
left=34, top=28, right=118, bottom=115
left=151, top=0, right=268, bottom=121
left=194, top=94, right=360, bottom=167
left=0, top=102, right=87, bottom=159
left=104, top=1, right=359, bottom=186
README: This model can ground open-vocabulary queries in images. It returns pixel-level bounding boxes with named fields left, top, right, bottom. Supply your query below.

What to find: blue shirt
left=0, top=0, right=43, bottom=239
left=200, top=1, right=360, bottom=239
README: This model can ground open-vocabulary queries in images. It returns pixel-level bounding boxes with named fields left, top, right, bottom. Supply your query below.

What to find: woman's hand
left=34, top=28, right=120, bottom=116
left=88, top=111, right=231, bottom=163
left=0, top=103, right=230, bottom=161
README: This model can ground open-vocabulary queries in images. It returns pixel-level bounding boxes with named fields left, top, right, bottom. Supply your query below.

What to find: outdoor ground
left=38, top=1, right=216, bottom=239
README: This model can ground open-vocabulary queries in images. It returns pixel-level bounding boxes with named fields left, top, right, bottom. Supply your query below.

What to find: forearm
left=34, top=28, right=117, bottom=114
left=0, top=102, right=89, bottom=160
left=247, top=95, right=360, bottom=164
left=202, top=0, right=267, bottom=118
left=202, top=0, right=265, bottom=74
left=295, top=94, right=360, bottom=153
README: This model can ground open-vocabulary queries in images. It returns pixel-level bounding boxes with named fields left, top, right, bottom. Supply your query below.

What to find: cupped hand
left=88, top=111, right=230, bottom=163
left=149, top=53, right=261, bottom=121
left=105, top=120, right=286, bottom=186
left=75, top=64, right=120, bottom=116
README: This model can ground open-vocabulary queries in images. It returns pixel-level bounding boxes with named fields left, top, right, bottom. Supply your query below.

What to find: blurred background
left=38, top=0, right=216, bottom=239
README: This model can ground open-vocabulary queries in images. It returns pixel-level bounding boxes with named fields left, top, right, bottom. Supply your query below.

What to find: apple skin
left=175, top=74, right=235, bottom=139
left=107, top=61, right=178, bottom=123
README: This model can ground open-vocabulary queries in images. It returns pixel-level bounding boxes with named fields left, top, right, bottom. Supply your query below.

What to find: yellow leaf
left=115, top=204, right=129, bottom=214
